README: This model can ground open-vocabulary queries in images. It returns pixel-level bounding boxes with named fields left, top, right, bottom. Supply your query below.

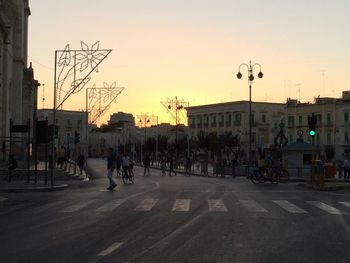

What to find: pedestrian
left=116, top=153, right=122, bottom=177
left=143, top=153, right=151, bottom=176
left=337, top=159, right=343, bottom=179
left=64, top=146, right=71, bottom=170
left=77, top=153, right=85, bottom=175
left=185, top=156, right=192, bottom=176
left=231, top=153, right=238, bottom=178
left=106, top=147, right=117, bottom=190
left=343, top=157, right=350, bottom=180
left=57, top=146, right=65, bottom=169
left=160, top=156, right=166, bottom=176
left=168, top=155, right=176, bottom=176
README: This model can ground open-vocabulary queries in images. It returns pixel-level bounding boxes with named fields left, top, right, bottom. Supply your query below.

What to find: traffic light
left=74, top=131, right=80, bottom=144
left=308, top=113, right=317, bottom=137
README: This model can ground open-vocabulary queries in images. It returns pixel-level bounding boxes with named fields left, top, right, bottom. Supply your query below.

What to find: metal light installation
left=86, top=82, right=125, bottom=125
left=51, top=41, right=112, bottom=185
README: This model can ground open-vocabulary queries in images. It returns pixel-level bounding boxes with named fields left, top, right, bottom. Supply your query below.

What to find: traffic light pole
left=311, top=136, right=315, bottom=184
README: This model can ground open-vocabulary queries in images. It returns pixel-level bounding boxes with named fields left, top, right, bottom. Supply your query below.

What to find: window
left=345, top=131, right=349, bottom=143
left=234, top=113, right=241, bottom=126
left=326, top=113, right=331, bottom=124
left=219, top=114, right=224, bottom=127
left=316, top=114, right=322, bottom=125
left=298, top=116, right=302, bottom=125
left=288, top=116, right=294, bottom=128
left=197, top=116, right=202, bottom=128
left=211, top=115, right=216, bottom=127
left=344, top=112, right=349, bottom=122
left=189, top=117, right=195, bottom=128
left=326, top=133, right=331, bottom=144
left=251, top=114, right=255, bottom=125
left=204, top=115, right=209, bottom=127
left=67, top=119, right=71, bottom=127
left=262, top=114, right=266, bottom=123
left=226, top=113, right=232, bottom=127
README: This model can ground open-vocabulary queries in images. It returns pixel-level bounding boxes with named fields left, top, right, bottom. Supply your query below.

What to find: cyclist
left=122, top=152, right=130, bottom=179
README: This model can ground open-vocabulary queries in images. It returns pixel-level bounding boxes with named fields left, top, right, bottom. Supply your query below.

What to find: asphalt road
left=1, top=158, right=350, bottom=263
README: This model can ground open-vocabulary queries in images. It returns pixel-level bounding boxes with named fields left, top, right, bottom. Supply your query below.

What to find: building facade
left=37, top=109, right=88, bottom=149
left=0, top=0, right=39, bottom=138
left=186, top=101, right=285, bottom=151
left=285, top=91, right=350, bottom=160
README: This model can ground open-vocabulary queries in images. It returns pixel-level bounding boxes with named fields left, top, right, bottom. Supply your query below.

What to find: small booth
left=282, top=138, right=320, bottom=178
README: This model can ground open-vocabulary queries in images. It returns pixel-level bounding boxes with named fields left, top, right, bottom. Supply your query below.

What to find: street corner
left=0, top=182, right=69, bottom=193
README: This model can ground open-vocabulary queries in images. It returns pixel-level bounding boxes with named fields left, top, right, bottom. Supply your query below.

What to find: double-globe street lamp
left=236, top=61, right=263, bottom=172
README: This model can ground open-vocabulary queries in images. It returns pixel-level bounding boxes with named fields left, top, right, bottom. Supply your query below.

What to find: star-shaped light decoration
left=76, top=41, right=105, bottom=72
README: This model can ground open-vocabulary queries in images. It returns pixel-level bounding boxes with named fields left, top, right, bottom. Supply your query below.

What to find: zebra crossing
left=2, top=198, right=350, bottom=216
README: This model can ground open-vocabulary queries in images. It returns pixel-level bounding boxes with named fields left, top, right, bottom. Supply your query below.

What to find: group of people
left=106, top=148, right=133, bottom=190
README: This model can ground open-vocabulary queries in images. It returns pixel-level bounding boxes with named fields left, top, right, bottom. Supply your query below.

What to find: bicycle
left=250, top=166, right=279, bottom=184
left=122, top=165, right=134, bottom=184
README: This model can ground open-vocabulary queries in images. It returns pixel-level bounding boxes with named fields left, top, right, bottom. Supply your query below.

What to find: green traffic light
left=309, top=130, right=316, bottom=136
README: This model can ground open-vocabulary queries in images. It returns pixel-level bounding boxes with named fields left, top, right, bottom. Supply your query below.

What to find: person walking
left=77, top=153, right=85, bottom=175
left=343, top=157, right=350, bottom=180
left=143, top=153, right=151, bottom=176
left=160, top=156, right=166, bottom=176
left=185, top=156, right=192, bottom=176
left=168, top=155, right=177, bottom=176
left=106, top=147, right=117, bottom=190
left=116, top=153, right=122, bottom=177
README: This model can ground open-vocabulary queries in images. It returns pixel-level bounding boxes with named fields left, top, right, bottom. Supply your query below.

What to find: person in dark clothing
left=168, top=156, right=177, bottom=176
left=116, top=154, right=122, bottom=177
left=143, top=153, right=151, bottom=176
left=77, top=154, right=85, bottom=175
left=106, top=147, right=117, bottom=190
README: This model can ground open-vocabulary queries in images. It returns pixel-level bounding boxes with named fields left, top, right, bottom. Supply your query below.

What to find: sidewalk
left=0, top=162, right=88, bottom=193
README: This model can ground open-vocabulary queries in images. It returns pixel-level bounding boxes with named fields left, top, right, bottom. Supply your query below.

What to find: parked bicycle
left=250, top=166, right=280, bottom=184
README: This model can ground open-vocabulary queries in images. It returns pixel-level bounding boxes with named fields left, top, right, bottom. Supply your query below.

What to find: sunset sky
left=28, top=0, right=350, bottom=126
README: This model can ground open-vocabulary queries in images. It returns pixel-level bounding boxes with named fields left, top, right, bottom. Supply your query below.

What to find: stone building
left=0, top=0, right=39, bottom=162
left=37, top=109, right=88, bottom=149
left=285, top=91, right=350, bottom=160
left=186, top=101, right=285, bottom=152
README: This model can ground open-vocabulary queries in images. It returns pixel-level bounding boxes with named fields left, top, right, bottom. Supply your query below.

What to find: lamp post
left=139, top=117, right=150, bottom=163
left=236, top=60, right=263, bottom=174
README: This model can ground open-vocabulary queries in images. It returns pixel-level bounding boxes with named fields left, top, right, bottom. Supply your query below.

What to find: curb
left=297, top=183, right=350, bottom=191
left=0, top=183, right=69, bottom=193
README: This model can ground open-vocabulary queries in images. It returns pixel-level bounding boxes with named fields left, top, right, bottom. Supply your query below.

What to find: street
left=1, top=158, right=350, bottom=263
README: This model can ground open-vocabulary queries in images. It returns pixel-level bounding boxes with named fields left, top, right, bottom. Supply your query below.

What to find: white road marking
left=96, top=199, right=125, bottom=212
left=339, top=201, right=350, bottom=208
left=98, top=242, right=123, bottom=256
left=306, top=201, right=342, bottom=215
left=208, top=199, right=228, bottom=212
left=60, top=200, right=95, bottom=213
left=134, top=199, right=158, bottom=211
left=172, top=199, right=191, bottom=212
left=272, top=200, right=307, bottom=214
left=240, top=200, right=268, bottom=213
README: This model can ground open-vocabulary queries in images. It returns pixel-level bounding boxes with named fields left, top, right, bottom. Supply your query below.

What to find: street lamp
left=139, top=118, right=150, bottom=163
left=236, top=60, right=263, bottom=173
